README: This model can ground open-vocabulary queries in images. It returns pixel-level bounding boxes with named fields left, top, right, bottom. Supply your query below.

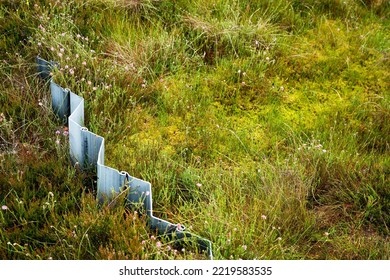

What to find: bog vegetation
left=0, top=0, right=389, bottom=259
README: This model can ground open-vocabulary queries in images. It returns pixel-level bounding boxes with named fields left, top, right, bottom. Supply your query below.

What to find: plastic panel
left=36, top=56, right=213, bottom=259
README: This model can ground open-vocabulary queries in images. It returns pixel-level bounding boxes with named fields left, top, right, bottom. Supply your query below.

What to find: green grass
left=0, top=0, right=389, bottom=260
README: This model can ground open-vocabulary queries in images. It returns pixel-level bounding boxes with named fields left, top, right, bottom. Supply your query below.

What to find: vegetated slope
left=0, top=0, right=388, bottom=259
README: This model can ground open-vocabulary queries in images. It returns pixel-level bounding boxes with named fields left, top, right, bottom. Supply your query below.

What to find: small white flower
left=176, top=223, right=185, bottom=231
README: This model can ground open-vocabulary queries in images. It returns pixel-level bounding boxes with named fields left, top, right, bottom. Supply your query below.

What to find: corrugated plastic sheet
left=36, top=56, right=213, bottom=259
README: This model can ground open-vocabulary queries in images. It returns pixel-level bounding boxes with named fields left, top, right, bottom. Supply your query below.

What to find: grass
left=0, top=0, right=389, bottom=260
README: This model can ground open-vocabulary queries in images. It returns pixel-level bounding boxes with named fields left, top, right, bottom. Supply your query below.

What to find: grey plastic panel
left=36, top=56, right=213, bottom=259
left=50, top=81, right=69, bottom=121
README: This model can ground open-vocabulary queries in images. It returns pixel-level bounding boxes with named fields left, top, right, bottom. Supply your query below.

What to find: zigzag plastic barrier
left=36, top=56, right=213, bottom=259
